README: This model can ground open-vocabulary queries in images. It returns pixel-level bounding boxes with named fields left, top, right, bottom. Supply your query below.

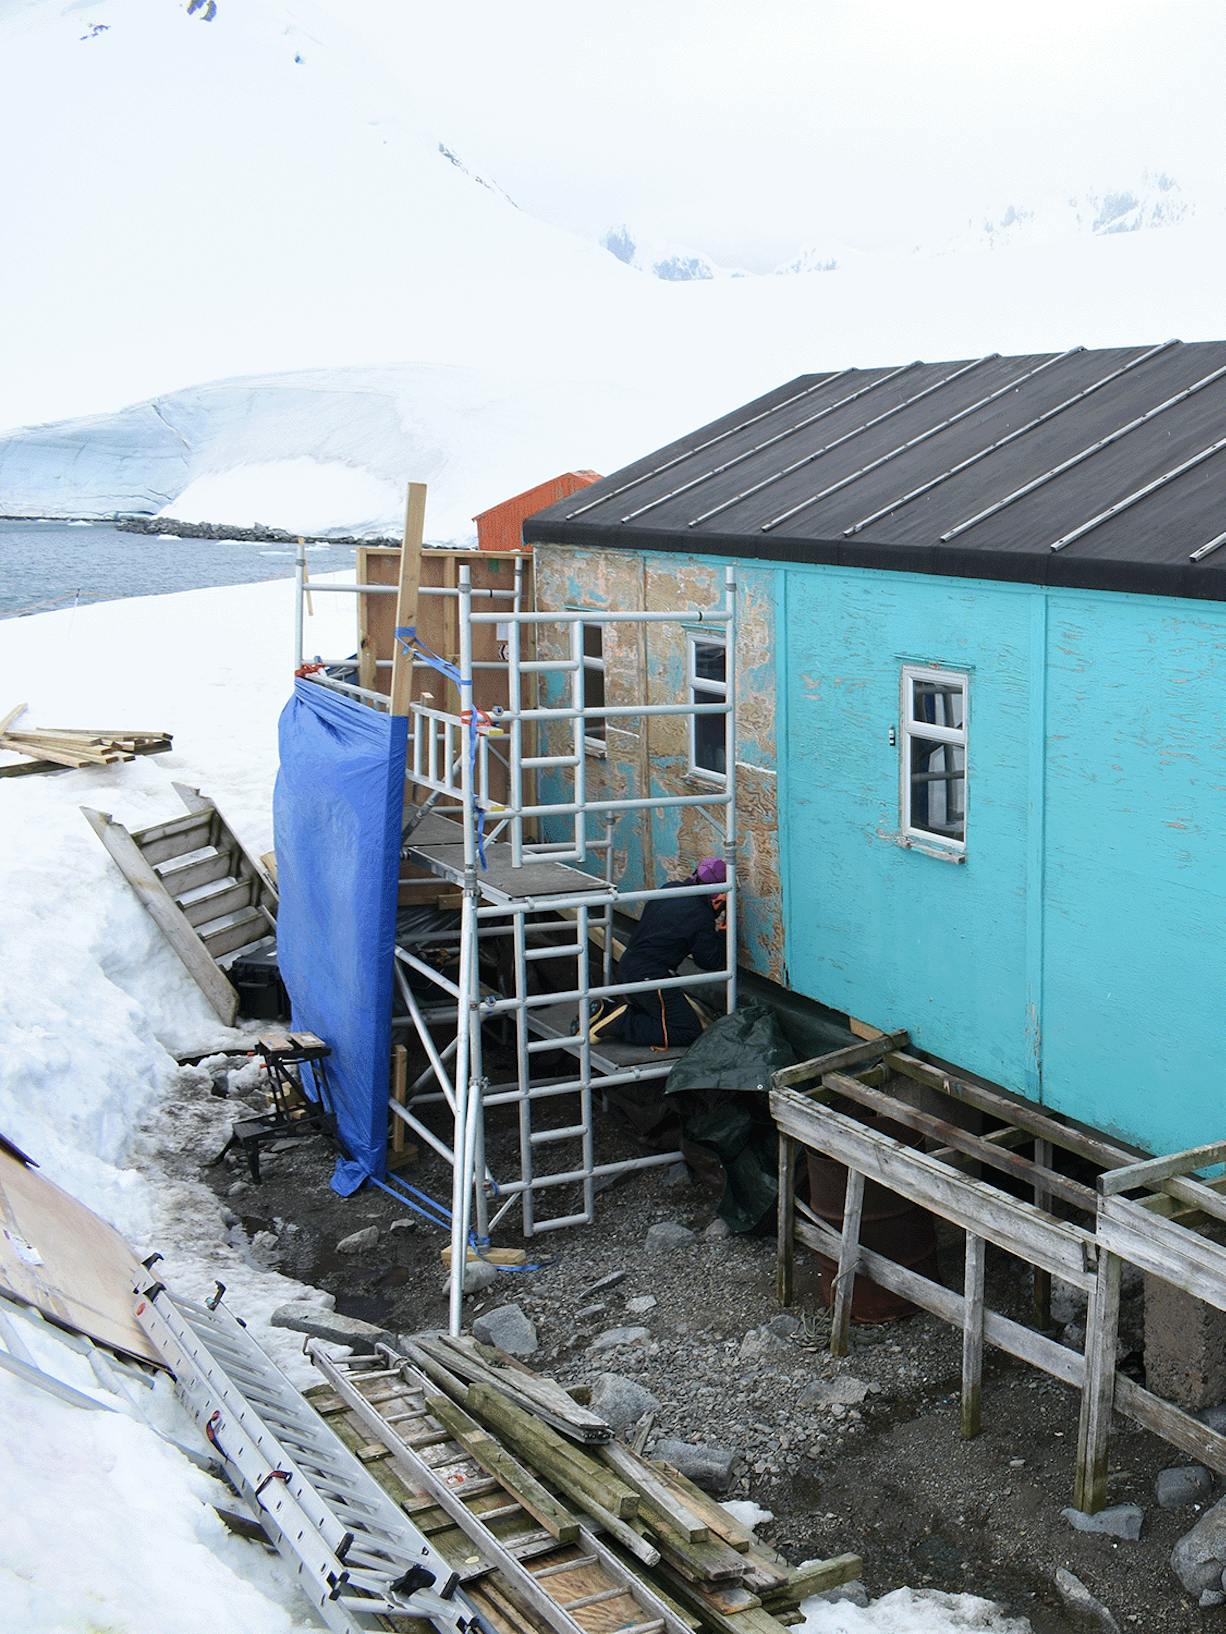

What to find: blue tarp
left=273, top=680, right=407, bottom=1195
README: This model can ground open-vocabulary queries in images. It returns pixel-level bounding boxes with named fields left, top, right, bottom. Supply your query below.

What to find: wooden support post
left=830, top=1169, right=865, bottom=1358
left=390, top=1044, right=407, bottom=1157
left=390, top=482, right=427, bottom=717
left=961, top=1232, right=986, bottom=1438
left=1033, top=1135, right=1053, bottom=1328
left=1074, top=1248, right=1123, bottom=1513
left=777, top=1133, right=796, bottom=1308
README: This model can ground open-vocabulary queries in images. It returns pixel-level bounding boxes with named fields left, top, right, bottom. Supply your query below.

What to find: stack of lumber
left=0, top=705, right=171, bottom=776
left=403, top=1334, right=862, bottom=1632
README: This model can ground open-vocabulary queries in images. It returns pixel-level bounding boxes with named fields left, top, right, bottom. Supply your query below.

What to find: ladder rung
left=531, top=1555, right=599, bottom=1580
left=562, top=1586, right=628, bottom=1612
left=615, top=1621, right=666, bottom=1633
left=523, top=943, right=583, bottom=961
left=530, top=1125, right=587, bottom=1145
left=384, top=1407, right=430, bottom=1425
left=470, top=1502, right=521, bottom=1523
left=157, top=846, right=236, bottom=895
left=405, top=1429, right=452, bottom=1449
left=180, top=876, right=257, bottom=927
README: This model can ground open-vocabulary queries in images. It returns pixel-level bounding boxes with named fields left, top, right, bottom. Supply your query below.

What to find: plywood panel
left=0, top=1148, right=161, bottom=1365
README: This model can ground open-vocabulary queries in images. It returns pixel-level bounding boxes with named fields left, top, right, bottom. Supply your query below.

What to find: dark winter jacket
left=616, top=879, right=725, bottom=984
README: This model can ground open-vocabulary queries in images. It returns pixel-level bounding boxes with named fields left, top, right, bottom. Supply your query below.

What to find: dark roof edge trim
left=522, top=517, right=1226, bottom=605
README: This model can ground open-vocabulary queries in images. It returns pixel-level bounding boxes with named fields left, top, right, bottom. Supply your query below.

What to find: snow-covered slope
left=0, top=362, right=691, bottom=540
left=0, top=0, right=654, bottom=432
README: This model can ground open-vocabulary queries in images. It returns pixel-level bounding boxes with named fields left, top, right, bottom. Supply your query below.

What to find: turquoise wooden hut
left=524, top=342, right=1226, bottom=1159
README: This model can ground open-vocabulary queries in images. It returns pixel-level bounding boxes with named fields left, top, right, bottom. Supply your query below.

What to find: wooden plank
left=199, top=908, right=268, bottom=959
left=81, top=807, right=238, bottom=1024
left=594, top=1441, right=709, bottom=1542
left=772, top=1086, right=1095, bottom=1286
left=0, top=703, right=28, bottom=735
left=1073, top=1249, right=1122, bottom=1514
left=763, top=1555, right=863, bottom=1609
left=823, top=1070, right=1097, bottom=1213
left=771, top=1031, right=909, bottom=1090
left=465, top=1385, right=639, bottom=1520
left=776, top=1133, right=796, bottom=1308
left=885, top=1052, right=1137, bottom=1169
left=829, top=1168, right=864, bottom=1359
left=1032, top=1136, right=1053, bottom=1329
left=441, top=1245, right=528, bottom=1268
left=356, top=546, right=378, bottom=693
left=391, top=482, right=428, bottom=716
left=1097, top=1194, right=1226, bottom=1313
left=1099, top=1140, right=1226, bottom=1197
left=0, top=1148, right=162, bottom=1366
left=961, top=1233, right=985, bottom=1438
left=424, top=1390, right=580, bottom=1543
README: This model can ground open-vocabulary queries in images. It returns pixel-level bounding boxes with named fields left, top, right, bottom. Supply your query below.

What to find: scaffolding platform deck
left=404, top=814, right=612, bottom=904
left=525, top=1000, right=687, bottom=1071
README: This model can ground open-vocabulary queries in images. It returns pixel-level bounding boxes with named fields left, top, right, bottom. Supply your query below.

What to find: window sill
left=584, top=741, right=608, bottom=761
left=685, top=769, right=727, bottom=790
left=887, top=831, right=966, bottom=864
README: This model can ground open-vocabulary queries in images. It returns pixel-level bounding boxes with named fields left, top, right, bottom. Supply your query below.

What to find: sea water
left=0, top=518, right=359, bottom=619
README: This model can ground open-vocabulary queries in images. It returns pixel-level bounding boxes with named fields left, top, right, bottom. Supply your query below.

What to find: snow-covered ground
left=0, top=576, right=1034, bottom=1631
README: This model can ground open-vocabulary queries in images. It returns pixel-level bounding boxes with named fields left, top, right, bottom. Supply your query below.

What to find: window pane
left=909, top=736, right=965, bottom=841
left=911, top=678, right=965, bottom=731
left=582, top=649, right=605, bottom=742
left=694, top=641, right=726, bottom=686
left=693, top=712, right=725, bottom=776
left=583, top=623, right=603, bottom=661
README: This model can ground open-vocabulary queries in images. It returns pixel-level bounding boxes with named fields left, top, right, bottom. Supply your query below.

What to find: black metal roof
left=523, top=342, right=1226, bottom=601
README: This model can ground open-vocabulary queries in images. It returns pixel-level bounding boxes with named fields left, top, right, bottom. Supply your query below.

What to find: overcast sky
left=340, top=0, right=1226, bottom=269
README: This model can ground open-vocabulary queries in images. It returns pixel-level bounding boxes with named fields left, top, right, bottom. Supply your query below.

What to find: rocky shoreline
left=114, top=515, right=399, bottom=547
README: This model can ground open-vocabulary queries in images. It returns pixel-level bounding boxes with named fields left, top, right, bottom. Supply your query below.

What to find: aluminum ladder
left=310, top=1343, right=690, bottom=1634
left=133, top=1271, right=490, bottom=1633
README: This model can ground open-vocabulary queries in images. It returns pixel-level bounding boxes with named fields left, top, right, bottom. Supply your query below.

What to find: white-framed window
left=687, top=631, right=727, bottom=781
left=580, top=621, right=606, bottom=754
left=901, top=665, right=967, bottom=849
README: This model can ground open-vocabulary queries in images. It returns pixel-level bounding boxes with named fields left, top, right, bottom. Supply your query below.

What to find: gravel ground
left=201, top=1074, right=1217, bottom=1634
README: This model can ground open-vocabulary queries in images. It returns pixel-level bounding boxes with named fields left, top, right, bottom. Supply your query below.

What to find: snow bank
left=165, top=457, right=405, bottom=537
left=798, top=1586, right=1031, bottom=1633
left=0, top=575, right=355, bottom=1371
left=0, top=1314, right=319, bottom=1633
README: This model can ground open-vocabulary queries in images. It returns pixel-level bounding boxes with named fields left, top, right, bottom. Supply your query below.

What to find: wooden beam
left=829, top=1168, right=864, bottom=1359
left=1073, top=1249, right=1122, bottom=1514
left=771, top=1030, right=909, bottom=1090
left=961, top=1233, right=985, bottom=1438
left=823, top=1070, right=1097, bottom=1213
left=776, top=1134, right=796, bottom=1308
left=1098, top=1140, right=1226, bottom=1197
left=391, top=482, right=428, bottom=717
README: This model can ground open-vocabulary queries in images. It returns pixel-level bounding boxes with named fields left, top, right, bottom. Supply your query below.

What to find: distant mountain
left=601, top=224, right=734, bottom=282
left=960, top=173, right=1195, bottom=253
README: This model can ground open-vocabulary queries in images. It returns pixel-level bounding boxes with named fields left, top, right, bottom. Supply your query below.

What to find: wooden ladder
left=309, top=1346, right=695, bottom=1634
left=82, top=783, right=278, bottom=1025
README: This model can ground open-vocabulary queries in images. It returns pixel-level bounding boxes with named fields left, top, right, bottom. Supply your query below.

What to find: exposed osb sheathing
left=533, top=545, right=784, bottom=982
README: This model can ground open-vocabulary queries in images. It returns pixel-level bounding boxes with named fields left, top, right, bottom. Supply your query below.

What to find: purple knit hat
left=694, top=857, right=727, bottom=885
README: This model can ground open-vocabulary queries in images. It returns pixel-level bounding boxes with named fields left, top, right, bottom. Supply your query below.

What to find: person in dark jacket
left=587, top=858, right=727, bottom=1049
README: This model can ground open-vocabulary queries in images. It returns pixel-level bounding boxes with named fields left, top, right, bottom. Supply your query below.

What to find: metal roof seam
left=617, top=361, right=923, bottom=524
left=1048, top=435, right=1226, bottom=552
left=563, top=370, right=850, bottom=519
left=939, top=350, right=1226, bottom=543
left=758, top=353, right=1074, bottom=534
left=684, top=354, right=1000, bottom=530
left=840, top=345, right=1093, bottom=537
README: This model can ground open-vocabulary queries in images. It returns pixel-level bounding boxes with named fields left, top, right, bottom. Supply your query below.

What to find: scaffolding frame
left=292, top=549, right=738, bottom=1333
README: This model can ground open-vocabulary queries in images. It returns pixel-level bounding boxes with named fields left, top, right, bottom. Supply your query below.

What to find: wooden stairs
left=82, top=783, right=277, bottom=1026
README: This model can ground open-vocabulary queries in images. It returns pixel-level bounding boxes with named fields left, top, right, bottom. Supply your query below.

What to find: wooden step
left=134, top=811, right=215, bottom=865
left=179, top=876, right=259, bottom=927
left=158, top=847, right=237, bottom=896
left=200, top=908, right=270, bottom=959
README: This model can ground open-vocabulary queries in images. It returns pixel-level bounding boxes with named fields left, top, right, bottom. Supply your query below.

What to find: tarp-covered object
left=274, top=680, right=407, bottom=1195
left=665, top=1001, right=798, bottom=1234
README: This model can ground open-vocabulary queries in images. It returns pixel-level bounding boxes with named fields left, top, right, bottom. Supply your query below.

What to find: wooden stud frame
left=772, top=1037, right=1226, bottom=1513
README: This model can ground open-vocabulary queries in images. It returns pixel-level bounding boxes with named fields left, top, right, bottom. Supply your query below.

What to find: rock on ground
left=471, top=1303, right=538, bottom=1358
left=740, top=1314, right=801, bottom=1360
left=1155, top=1464, right=1213, bottom=1510
left=799, top=1374, right=872, bottom=1409
left=1061, top=1504, right=1144, bottom=1541
left=271, top=1305, right=390, bottom=1348
left=1171, top=1495, right=1226, bottom=1593
left=462, top=1260, right=498, bottom=1295
left=336, top=1225, right=379, bottom=1254
left=590, top=1373, right=661, bottom=1431
left=655, top=1438, right=738, bottom=1493
left=644, top=1221, right=696, bottom=1253
left=588, top=1325, right=651, bottom=1354
left=1054, top=1568, right=1121, bottom=1632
